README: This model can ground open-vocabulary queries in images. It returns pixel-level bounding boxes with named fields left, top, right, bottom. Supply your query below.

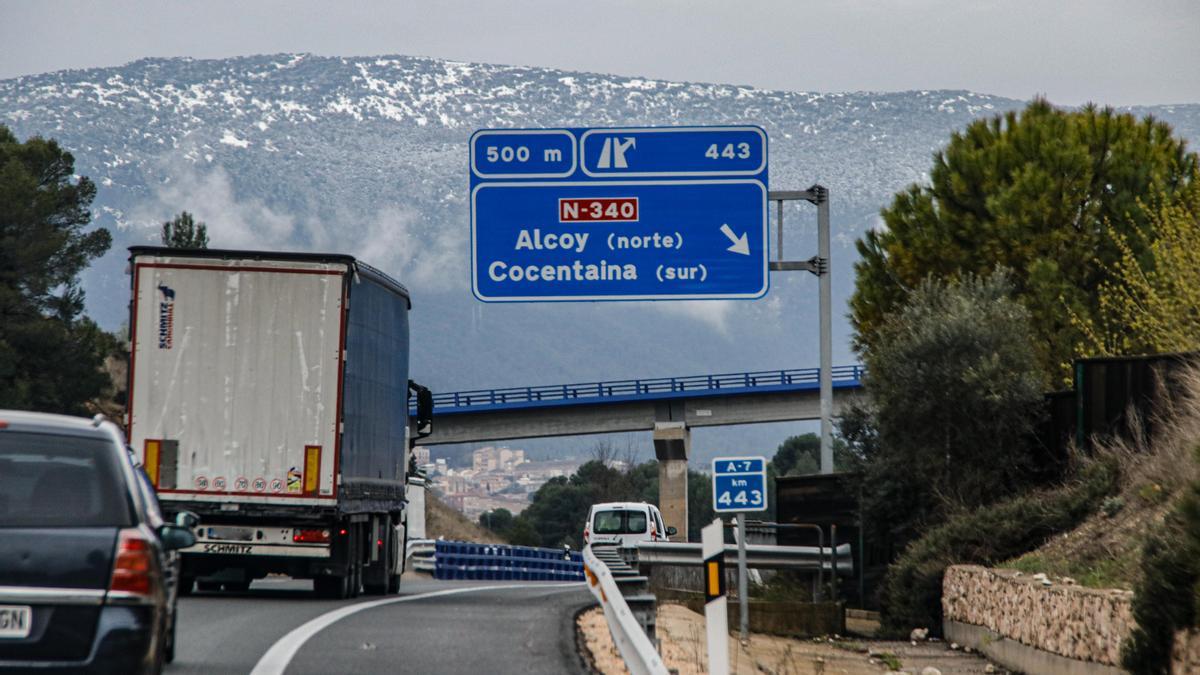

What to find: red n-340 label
left=559, top=197, right=639, bottom=223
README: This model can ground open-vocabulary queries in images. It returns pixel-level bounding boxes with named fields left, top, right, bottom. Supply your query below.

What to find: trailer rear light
left=292, top=528, right=331, bottom=544
left=109, top=529, right=155, bottom=598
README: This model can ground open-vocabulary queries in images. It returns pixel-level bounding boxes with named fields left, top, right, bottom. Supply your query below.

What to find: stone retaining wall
left=942, top=564, right=1134, bottom=667
left=1174, top=628, right=1200, bottom=673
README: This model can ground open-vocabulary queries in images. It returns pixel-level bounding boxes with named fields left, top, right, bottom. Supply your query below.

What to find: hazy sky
left=1, top=0, right=1197, bottom=106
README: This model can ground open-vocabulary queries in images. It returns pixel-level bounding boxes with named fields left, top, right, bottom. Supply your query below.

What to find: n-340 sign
left=469, top=126, right=769, bottom=302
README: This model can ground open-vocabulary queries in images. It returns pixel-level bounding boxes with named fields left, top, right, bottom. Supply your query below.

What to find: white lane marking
left=250, top=583, right=585, bottom=675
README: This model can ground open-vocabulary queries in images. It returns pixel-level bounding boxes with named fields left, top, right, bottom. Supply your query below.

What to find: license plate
left=0, top=606, right=31, bottom=639
left=204, top=526, right=254, bottom=542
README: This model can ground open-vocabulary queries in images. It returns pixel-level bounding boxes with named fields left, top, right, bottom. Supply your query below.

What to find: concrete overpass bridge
left=420, top=365, right=865, bottom=445
left=414, top=365, right=865, bottom=541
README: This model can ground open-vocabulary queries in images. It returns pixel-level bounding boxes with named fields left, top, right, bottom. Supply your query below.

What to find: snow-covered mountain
left=2, top=54, right=1197, bottom=459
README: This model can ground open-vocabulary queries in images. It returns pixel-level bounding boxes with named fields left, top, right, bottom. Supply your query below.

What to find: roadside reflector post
left=702, top=518, right=729, bottom=675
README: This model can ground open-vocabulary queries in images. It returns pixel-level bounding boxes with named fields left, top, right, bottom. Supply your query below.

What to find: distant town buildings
left=471, top=446, right=526, bottom=472
left=413, top=446, right=431, bottom=467
left=424, top=444, right=577, bottom=520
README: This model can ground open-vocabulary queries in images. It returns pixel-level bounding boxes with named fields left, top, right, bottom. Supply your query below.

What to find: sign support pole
left=817, top=189, right=833, bottom=475
left=768, top=186, right=833, bottom=474
left=702, top=519, right=729, bottom=675
left=735, top=512, right=749, bottom=643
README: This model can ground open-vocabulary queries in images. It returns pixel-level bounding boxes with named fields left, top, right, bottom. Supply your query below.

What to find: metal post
left=830, top=524, right=838, bottom=602
left=768, top=186, right=834, bottom=474
left=817, top=191, right=833, bottom=474
left=736, top=513, right=749, bottom=643
left=776, top=199, right=784, bottom=261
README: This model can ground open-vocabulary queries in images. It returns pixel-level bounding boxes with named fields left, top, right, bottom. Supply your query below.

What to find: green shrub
left=880, top=457, right=1118, bottom=634
left=1123, top=471, right=1200, bottom=674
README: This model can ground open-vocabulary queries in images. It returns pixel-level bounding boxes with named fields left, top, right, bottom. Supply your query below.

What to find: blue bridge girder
left=411, top=366, right=865, bottom=446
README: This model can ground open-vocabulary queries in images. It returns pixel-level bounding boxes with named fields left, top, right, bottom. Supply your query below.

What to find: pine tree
left=161, top=211, right=209, bottom=249
left=0, top=125, right=113, bottom=413
left=851, top=99, right=1199, bottom=383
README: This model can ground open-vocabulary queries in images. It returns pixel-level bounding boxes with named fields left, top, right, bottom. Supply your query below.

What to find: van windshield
left=593, top=510, right=648, bottom=534
left=0, top=432, right=132, bottom=528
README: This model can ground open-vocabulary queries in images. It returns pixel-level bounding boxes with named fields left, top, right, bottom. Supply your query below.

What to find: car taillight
left=293, top=528, right=331, bottom=543
left=109, top=529, right=155, bottom=597
left=583, top=526, right=589, bottom=544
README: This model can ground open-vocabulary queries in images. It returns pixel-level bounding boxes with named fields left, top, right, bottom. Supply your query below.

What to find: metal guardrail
left=432, top=541, right=583, bottom=581
left=412, top=365, right=866, bottom=414
left=583, top=545, right=669, bottom=675
left=405, top=538, right=436, bottom=572
left=636, top=541, right=854, bottom=574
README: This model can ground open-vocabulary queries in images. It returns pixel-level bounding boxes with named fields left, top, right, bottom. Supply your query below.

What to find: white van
left=583, top=502, right=676, bottom=547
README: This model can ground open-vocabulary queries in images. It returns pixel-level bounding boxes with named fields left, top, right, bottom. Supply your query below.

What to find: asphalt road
left=168, top=577, right=594, bottom=674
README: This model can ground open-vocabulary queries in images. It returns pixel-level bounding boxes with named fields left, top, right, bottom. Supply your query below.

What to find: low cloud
left=352, top=207, right=466, bottom=292
left=128, top=156, right=469, bottom=295
left=635, top=299, right=736, bottom=334
left=129, top=161, right=297, bottom=249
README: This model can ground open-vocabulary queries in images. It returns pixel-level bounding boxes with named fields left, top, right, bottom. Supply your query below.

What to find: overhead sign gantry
left=469, top=126, right=768, bottom=302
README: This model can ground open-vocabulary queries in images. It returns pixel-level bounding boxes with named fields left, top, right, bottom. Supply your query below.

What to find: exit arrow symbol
left=720, top=224, right=750, bottom=255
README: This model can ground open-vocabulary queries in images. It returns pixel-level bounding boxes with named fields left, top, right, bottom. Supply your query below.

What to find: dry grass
left=423, top=491, right=508, bottom=544
left=1005, top=365, right=1200, bottom=590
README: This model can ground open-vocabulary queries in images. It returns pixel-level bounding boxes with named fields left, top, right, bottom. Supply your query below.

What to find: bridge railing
left=422, top=365, right=865, bottom=413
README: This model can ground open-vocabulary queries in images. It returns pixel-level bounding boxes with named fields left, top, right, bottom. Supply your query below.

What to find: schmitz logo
left=157, top=285, right=175, bottom=349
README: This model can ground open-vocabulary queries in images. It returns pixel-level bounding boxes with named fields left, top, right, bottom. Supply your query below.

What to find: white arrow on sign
left=720, top=224, right=750, bottom=255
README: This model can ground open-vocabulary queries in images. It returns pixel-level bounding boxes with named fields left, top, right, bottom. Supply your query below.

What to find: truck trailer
left=125, top=246, right=432, bottom=598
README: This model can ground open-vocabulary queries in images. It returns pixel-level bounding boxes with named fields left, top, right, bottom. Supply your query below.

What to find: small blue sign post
left=711, top=455, right=766, bottom=643
left=711, top=456, right=768, bottom=513
left=470, top=126, right=768, bottom=302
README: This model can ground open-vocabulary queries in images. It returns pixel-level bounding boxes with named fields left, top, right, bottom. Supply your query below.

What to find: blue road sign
left=470, top=126, right=768, bottom=302
left=712, top=456, right=768, bottom=513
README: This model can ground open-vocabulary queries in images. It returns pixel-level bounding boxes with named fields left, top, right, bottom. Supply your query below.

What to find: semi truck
left=125, top=246, right=432, bottom=598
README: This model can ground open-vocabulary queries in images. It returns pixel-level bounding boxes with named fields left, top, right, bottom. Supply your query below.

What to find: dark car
left=0, top=411, right=196, bottom=674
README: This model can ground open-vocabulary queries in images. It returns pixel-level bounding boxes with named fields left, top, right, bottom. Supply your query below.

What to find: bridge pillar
left=652, top=422, right=690, bottom=542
